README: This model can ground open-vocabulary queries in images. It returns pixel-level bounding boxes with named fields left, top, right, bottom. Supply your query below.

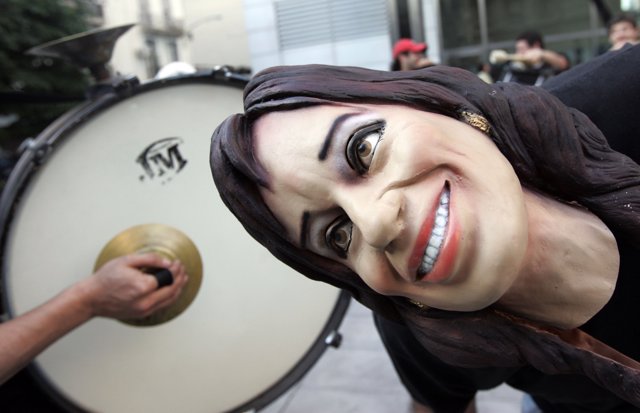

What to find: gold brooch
left=461, top=111, right=491, bottom=135
left=408, top=299, right=428, bottom=309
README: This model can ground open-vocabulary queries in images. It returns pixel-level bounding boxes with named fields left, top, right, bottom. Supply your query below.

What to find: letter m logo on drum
left=137, top=137, right=188, bottom=184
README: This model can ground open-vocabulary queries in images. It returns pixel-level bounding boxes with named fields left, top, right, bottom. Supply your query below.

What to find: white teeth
left=429, top=235, right=443, bottom=248
left=418, top=189, right=450, bottom=276
left=426, top=245, right=439, bottom=258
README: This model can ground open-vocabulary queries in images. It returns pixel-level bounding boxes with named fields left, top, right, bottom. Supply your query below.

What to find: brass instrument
left=26, top=23, right=135, bottom=82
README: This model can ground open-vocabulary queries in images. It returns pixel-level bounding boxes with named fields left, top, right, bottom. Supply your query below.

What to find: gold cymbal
left=94, top=223, right=202, bottom=327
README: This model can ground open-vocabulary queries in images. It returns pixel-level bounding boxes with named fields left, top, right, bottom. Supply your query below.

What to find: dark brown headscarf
left=210, top=64, right=640, bottom=406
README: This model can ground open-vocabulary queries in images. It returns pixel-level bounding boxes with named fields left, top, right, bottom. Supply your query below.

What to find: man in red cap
left=390, top=38, right=434, bottom=71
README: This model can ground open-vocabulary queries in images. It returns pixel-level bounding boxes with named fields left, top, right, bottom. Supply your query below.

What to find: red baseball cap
left=392, top=38, right=427, bottom=59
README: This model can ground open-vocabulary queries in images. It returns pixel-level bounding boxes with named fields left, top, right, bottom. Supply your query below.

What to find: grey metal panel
left=275, top=0, right=389, bottom=49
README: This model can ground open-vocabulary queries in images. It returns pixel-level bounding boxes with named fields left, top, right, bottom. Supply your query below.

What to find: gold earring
left=461, top=111, right=491, bottom=135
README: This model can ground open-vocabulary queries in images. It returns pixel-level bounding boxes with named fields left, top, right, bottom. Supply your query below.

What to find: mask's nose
left=340, top=188, right=404, bottom=251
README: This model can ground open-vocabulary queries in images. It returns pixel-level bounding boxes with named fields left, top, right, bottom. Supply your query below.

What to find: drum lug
left=110, top=74, right=140, bottom=96
left=324, top=330, right=343, bottom=348
left=211, top=65, right=251, bottom=83
left=18, top=138, right=52, bottom=165
left=86, top=74, right=141, bottom=100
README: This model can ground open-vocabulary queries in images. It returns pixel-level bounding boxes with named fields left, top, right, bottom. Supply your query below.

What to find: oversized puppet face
left=254, top=104, right=529, bottom=311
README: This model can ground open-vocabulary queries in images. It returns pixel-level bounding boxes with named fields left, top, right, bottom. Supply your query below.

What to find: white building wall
left=100, top=2, right=144, bottom=78
left=99, top=0, right=190, bottom=81
left=182, top=0, right=251, bottom=69
left=244, top=0, right=280, bottom=71
left=421, top=0, right=442, bottom=64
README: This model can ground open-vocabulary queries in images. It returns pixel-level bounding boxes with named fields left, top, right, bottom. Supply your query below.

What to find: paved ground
left=260, top=300, right=524, bottom=413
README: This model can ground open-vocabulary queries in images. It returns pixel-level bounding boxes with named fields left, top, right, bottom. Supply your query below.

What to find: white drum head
left=2, top=76, right=346, bottom=412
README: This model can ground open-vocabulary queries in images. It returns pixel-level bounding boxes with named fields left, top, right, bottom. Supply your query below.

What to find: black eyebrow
left=318, top=112, right=360, bottom=161
left=300, top=211, right=310, bottom=249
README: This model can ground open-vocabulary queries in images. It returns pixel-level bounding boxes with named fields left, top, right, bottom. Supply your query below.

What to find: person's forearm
left=0, top=254, right=186, bottom=385
left=0, top=281, right=94, bottom=384
left=542, top=50, right=569, bottom=70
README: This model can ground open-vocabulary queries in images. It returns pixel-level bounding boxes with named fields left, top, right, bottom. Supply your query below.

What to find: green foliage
left=0, top=0, right=93, bottom=150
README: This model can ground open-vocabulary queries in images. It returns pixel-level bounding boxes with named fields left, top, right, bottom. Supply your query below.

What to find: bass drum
left=0, top=70, right=349, bottom=413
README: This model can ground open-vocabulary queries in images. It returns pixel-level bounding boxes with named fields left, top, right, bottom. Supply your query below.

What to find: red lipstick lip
left=409, top=183, right=447, bottom=280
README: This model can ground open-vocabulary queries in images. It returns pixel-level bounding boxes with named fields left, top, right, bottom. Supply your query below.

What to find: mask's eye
left=346, top=122, right=385, bottom=174
left=325, top=216, right=353, bottom=258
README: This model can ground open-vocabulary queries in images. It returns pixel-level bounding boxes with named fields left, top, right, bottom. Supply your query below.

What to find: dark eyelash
left=345, top=121, right=385, bottom=174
